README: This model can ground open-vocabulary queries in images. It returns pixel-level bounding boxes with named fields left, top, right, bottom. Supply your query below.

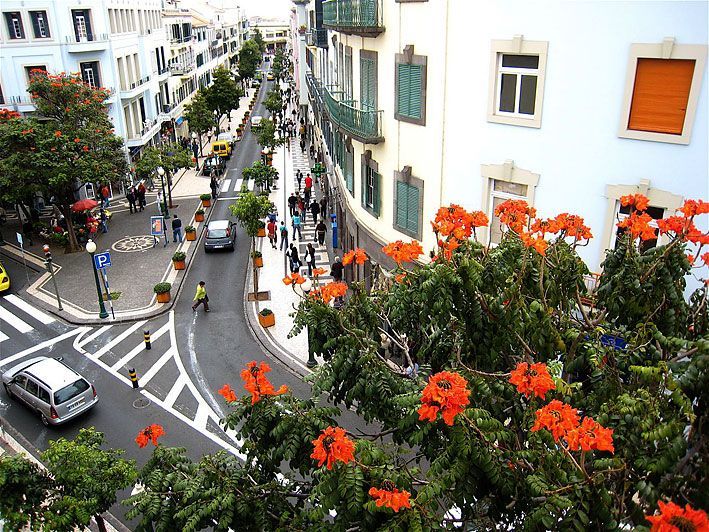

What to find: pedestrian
left=267, top=217, right=277, bottom=249
left=315, top=219, right=327, bottom=246
left=296, top=170, right=302, bottom=191
left=309, top=144, right=315, bottom=159
left=319, top=196, right=327, bottom=218
left=305, top=243, right=316, bottom=276
left=99, top=208, right=108, bottom=233
left=210, top=175, right=219, bottom=199
left=22, top=219, right=34, bottom=246
left=126, top=187, right=136, bottom=214
left=172, top=214, right=183, bottom=243
left=292, top=212, right=303, bottom=240
left=300, top=138, right=305, bottom=153
left=287, top=244, right=301, bottom=274
left=304, top=187, right=311, bottom=206
left=137, top=182, right=146, bottom=211
left=279, top=221, right=289, bottom=251
left=331, top=256, right=344, bottom=282
left=304, top=173, right=313, bottom=190
left=309, top=200, right=320, bottom=224
left=192, top=281, right=210, bottom=312
left=100, top=184, right=110, bottom=207
left=297, top=196, right=306, bottom=218
left=288, top=193, right=297, bottom=217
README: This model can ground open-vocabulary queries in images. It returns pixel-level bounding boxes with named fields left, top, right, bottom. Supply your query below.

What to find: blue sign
left=600, top=334, right=627, bottom=351
left=175, top=116, right=184, bottom=125
left=93, top=251, right=111, bottom=270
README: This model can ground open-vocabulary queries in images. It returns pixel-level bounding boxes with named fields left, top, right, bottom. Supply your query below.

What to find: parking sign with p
left=93, top=251, right=112, bottom=270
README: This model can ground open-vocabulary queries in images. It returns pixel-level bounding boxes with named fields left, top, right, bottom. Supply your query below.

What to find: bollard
left=144, top=330, right=151, bottom=350
left=128, top=368, right=139, bottom=389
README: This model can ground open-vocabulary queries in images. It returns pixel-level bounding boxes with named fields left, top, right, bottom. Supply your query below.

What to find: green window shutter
left=396, top=181, right=408, bottom=229
left=345, top=148, right=354, bottom=194
left=360, top=57, right=375, bottom=110
left=373, top=171, right=381, bottom=217
left=360, top=164, right=366, bottom=207
left=406, top=184, right=419, bottom=233
left=408, top=65, right=423, bottom=120
left=397, top=64, right=411, bottom=118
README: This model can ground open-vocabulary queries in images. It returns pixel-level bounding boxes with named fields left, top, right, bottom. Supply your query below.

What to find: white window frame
left=495, top=54, right=540, bottom=119
left=34, top=12, right=48, bottom=38
left=618, top=39, right=707, bottom=145
left=487, top=184, right=529, bottom=247
left=365, top=167, right=375, bottom=209
left=609, top=201, right=665, bottom=250
left=487, top=36, right=548, bottom=129
left=7, top=12, right=25, bottom=39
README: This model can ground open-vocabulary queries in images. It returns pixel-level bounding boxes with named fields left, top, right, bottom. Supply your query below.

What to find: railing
left=305, top=32, right=315, bottom=46
left=64, top=33, right=109, bottom=44
left=169, top=62, right=195, bottom=75
left=322, top=0, right=384, bottom=35
left=323, top=83, right=383, bottom=143
left=306, top=73, right=325, bottom=118
left=123, top=75, right=150, bottom=91
left=170, top=35, right=192, bottom=45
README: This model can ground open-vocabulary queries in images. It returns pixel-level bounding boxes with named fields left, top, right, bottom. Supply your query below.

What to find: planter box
left=254, top=256, right=263, bottom=268
left=201, top=199, right=211, bottom=208
left=173, top=260, right=186, bottom=270
left=258, top=312, right=275, bottom=328
left=156, top=291, right=171, bottom=303
left=257, top=227, right=267, bottom=237
left=186, top=231, right=196, bottom=241
left=195, top=213, right=205, bottom=222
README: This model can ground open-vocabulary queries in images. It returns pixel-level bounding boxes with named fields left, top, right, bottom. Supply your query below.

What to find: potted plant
left=185, top=225, right=197, bottom=241
left=252, top=250, right=263, bottom=268
left=256, top=220, right=266, bottom=237
left=172, top=251, right=186, bottom=270
left=154, top=282, right=172, bottom=303
left=200, top=193, right=212, bottom=208
left=195, top=209, right=205, bottom=222
left=258, top=308, right=275, bottom=328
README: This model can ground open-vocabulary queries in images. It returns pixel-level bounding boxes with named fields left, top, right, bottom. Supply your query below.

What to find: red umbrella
left=71, top=198, right=99, bottom=212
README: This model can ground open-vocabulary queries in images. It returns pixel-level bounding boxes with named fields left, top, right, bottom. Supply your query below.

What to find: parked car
left=266, top=71, right=274, bottom=81
left=217, top=132, right=236, bottom=148
left=2, top=356, right=99, bottom=426
left=211, top=140, right=232, bottom=159
left=251, top=115, right=263, bottom=128
left=204, top=219, right=237, bottom=252
left=201, top=155, right=226, bottom=176
left=0, top=260, right=9, bottom=292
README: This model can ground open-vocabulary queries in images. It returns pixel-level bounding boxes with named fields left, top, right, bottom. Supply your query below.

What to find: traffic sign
left=16, top=232, right=23, bottom=246
left=93, top=251, right=112, bottom=270
left=151, top=216, right=165, bottom=236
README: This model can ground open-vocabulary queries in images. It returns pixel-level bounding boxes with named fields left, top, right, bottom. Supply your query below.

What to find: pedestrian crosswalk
left=0, top=294, right=64, bottom=346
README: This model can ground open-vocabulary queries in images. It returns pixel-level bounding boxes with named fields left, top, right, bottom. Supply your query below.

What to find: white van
left=217, top=132, right=235, bottom=147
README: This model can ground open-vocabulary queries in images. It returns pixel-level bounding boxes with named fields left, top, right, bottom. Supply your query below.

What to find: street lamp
left=157, top=166, right=169, bottom=218
left=85, top=239, right=108, bottom=319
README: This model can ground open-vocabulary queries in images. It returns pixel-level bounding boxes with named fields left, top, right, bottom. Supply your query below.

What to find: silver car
left=2, top=356, right=99, bottom=426
left=204, top=219, right=237, bottom=252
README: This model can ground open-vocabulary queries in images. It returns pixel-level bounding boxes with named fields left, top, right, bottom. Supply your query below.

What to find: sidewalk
left=0, top=89, right=258, bottom=325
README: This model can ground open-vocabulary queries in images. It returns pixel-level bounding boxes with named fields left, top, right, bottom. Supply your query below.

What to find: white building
left=249, top=16, right=289, bottom=53
left=296, top=0, right=708, bottom=286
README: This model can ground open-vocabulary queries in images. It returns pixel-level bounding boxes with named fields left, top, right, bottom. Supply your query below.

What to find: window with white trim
left=611, top=202, right=665, bottom=253
left=488, top=180, right=529, bottom=245
left=30, top=11, right=50, bottom=38
left=4, top=12, right=25, bottom=39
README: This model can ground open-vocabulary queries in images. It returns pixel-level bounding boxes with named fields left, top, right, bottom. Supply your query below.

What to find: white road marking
left=139, top=346, right=175, bottom=385
left=90, top=320, right=146, bottom=359
left=247, top=179, right=256, bottom=191
left=194, top=402, right=209, bottom=429
left=76, top=325, right=113, bottom=348
left=3, top=294, right=55, bottom=324
left=0, top=305, right=33, bottom=333
left=234, top=178, right=243, bottom=192
left=0, top=328, right=87, bottom=368
left=220, top=179, right=231, bottom=193
left=164, top=375, right=186, bottom=408
left=110, top=321, right=170, bottom=370
left=186, top=312, right=225, bottom=418
left=0, top=330, right=8, bottom=343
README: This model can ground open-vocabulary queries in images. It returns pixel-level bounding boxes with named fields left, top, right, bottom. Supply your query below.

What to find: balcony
left=119, top=76, right=151, bottom=99
left=169, top=62, right=195, bottom=76
left=125, top=119, right=160, bottom=148
left=324, top=84, right=383, bottom=144
left=306, top=73, right=325, bottom=119
left=322, top=0, right=384, bottom=36
left=170, top=35, right=192, bottom=47
left=64, top=33, right=110, bottom=53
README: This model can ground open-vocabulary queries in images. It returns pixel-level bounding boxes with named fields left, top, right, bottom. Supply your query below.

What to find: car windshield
left=53, top=379, right=90, bottom=405
left=208, top=229, right=228, bottom=238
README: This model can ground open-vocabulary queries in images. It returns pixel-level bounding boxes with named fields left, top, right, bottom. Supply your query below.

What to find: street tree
left=252, top=28, right=266, bottom=53
left=134, top=143, right=192, bottom=210
left=264, top=89, right=283, bottom=116
left=243, top=160, right=279, bottom=194
left=271, top=49, right=287, bottom=81
left=204, top=67, right=244, bottom=128
left=0, top=455, right=53, bottom=530
left=238, top=40, right=261, bottom=83
left=0, top=71, right=128, bottom=252
left=183, top=89, right=213, bottom=156
left=255, top=118, right=284, bottom=153
left=229, top=192, right=274, bottom=298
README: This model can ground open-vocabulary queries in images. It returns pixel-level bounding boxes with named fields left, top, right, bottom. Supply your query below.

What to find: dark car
left=201, top=155, right=226, bottom=176
left=204, top=219, right=237, bottom=252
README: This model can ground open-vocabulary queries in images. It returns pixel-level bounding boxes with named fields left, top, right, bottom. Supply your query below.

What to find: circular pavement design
left=112, top=235, right=157, bottom=253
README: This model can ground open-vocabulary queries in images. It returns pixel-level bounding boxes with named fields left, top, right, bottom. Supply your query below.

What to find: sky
left=238, top=0, right=293, bottom=19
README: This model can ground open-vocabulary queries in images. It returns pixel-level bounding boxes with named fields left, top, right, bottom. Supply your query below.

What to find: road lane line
left=0, top=330, right=8, bottom=343
left=220, top=179, right=231, bottom=193
left=0, top=305, right=33, bottom=333
left=90, top=320, right=146, bottom=359
left=247, top=179, right=255, bottom=191
left=3, top=294, right=55, bottom=324
left=110, top=321, right=170, bottom=370
left=234, top=178, right=243, bottom=192
left=140, top=346, right=175, bottom=385
left=194, top=402, right=209, bottom=429
left=164, top=375, right=186, bottom=408
left=0, top=328, right=87, bottom=368
left=76, top=325, right=113, bottom=348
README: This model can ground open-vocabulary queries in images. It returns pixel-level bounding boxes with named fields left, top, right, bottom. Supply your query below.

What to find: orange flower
left=646, top=501, right=709, bottom=532
left=382, top=240, right=424, bottom=265
left=74, top=137, right=81, bottom=143
left=509, top=362, right=555, bottom=399
left=620, top=193, right=650, bottom=212
left=394, top=272, right=408, bottom=284
left=550, top=213, right=593, bottom=241
left=343, top=247, right=367, bottom=265
left=657, top=215, right=696, bottom=237
left=701, top=252, right=709, bottom=267
left=679, top=199, right=709, bottom=217
left=565, top=416, right=614, bottom=454
left=240, top=361, right=287, bottom=404
left=135, top=424, right=165, bottom=448
left=470, top=210, right=489, bottom=228
left=83, top=146, right=90, bottom=152
left=520, top=231, right=548, bottom=255
left=283, top=272, right=306, bottom=285
left=368, top=483, right=412, bottom=512
left=418, top=371, right=470, bottom=426
left=218, top=384, right=237, bottom=402
left=617, top=211, right=657, bottom=241
left=531, top=400, right=579, bottom=442
left=54, top=130, right=62, bottom=137
left=311, top=426, right=355, bottom=469
left=312, top=267, right=328, bottom=277
left=309, top=281, right=348, bottom=303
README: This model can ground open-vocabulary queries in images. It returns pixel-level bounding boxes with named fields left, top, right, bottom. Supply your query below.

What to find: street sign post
left=150, top=216, right=167, bottom=248
left=93, top=251, right=112, bottom=270
left=16, top=232, right=30, bottom=283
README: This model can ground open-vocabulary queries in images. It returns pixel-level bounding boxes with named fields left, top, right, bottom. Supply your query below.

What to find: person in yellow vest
left=192, top=281, right=210, bottom=312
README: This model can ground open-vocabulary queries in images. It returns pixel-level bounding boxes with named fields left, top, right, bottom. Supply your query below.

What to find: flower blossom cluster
left=382, top=240, right=424, bottom=265
left=311, top=426, right=355, bottom=469
left=135, top=424, right=165, bottom=448
left=418, top=371, right=470, bottom=426
left=531, top=400, right=614, bottom=453
left=240, top=361, right=288, bottom=404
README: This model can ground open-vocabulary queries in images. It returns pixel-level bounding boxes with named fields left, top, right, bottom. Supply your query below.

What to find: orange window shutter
left=628, top=58, right=695, bottom=135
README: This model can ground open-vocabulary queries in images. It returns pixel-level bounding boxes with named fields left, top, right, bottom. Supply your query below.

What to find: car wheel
left=229, top=244, right=235, bottom=252
left=3, top=383, right=15, bottom=400
left=40, top=411, right=50, bottom=426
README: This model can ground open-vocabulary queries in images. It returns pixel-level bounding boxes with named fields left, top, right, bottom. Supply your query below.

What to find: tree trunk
left=252, top=236, right=259, bottom=296
left=63, top=203, right=82, bottom=253
left=95, top=514, right=108, bottom=532
left=167, top=169, right=174, bottom=208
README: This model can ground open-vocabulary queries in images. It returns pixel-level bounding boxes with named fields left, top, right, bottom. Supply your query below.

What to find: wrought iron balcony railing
left=323, top=84, right=383, bottom=144
left=322, top=0, right=384, bottom=36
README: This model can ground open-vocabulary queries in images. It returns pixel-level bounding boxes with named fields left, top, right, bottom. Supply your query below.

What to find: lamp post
left=191, top=131, right=199, bottom=169
left=157, top=166, right=169, bottom=218
left=85, top=239, right=108, bottom=319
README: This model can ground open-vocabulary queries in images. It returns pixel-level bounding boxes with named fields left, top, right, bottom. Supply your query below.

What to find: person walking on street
left=297, top=196, right=306, bottom=218
left=210, top=175, right=218, bottom=199
left=126, top=188, right=137, bottom=214
left=100, top=185, right=110, bottom=207
left=304, top=187, right=311, bottom=206
left=309, top=144, right=315, bottom=159
left=305, top=243, right=316, bottom=276
left=22, top=219, right=35, bottom=246
left=331, top=256, right=344, bottom=282
left=296, top=170, right=302, bottom=191
left=288, top=193, right=297, bottom=217
left=279, top=221, right=289, bottom=251
left=315, top=219, right=327, bottom=246
left=287, top=244, right=301, bottom=274
left=137, top=182, right=146, bottom=211
left=267, top=218, right=277, bottom=249
left=309, top=200, right=320, bottom=224
left=300, top=138, right=306, bottom=153
left=172, top=214, right=183, bottom=243
left=305, top=173, right=313, bottom=190
left=99, top=208, right=108, bottom=233
left=292, top=212, right=303, bottom=240
left=192, top=281, right=210, bottom=312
